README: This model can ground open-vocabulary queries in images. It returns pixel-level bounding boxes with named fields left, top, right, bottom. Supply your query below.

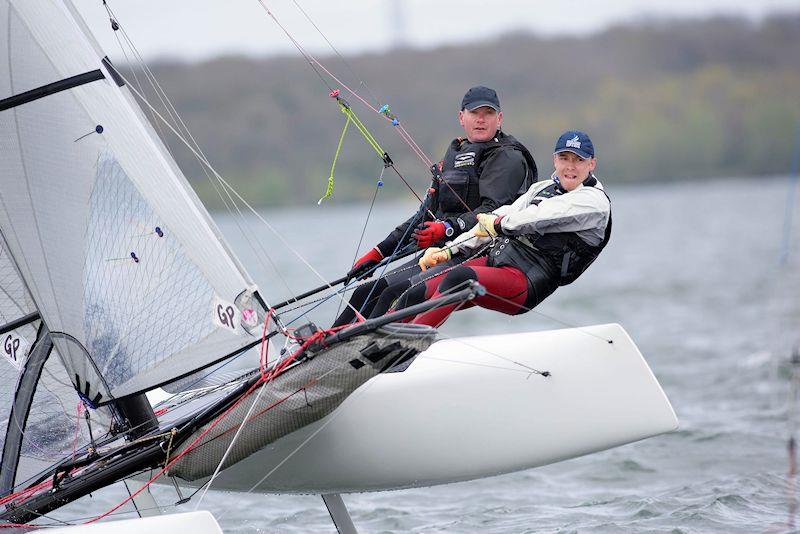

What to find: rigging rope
left=110, top=71, right=367, bottom=321
left=34, top=6, right=622, bottom=525
left=318, top=95, right=391, bottom=203
left=100, top=1, right=302, bottom=308
left=336, top=95, right=385, bottom=159
left=327, top=173, right=387, bottom=322
left=255, top=0, right=434, bottom=170
left=101, top=1, right=173, bottom=158
left=288, top=0, right=383, bottom=110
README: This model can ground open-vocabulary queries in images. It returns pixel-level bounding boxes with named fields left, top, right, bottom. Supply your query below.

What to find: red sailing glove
left=347, top=247, right=384, bottom=280
left=413, top=221, right=448, bottom=248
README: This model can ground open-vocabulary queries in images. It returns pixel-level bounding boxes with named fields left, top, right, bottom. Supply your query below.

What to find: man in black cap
left=332, top=85, right=537, bottom=326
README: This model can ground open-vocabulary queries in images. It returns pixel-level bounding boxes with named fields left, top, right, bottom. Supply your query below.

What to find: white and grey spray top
left=452, top=175, right=611, bottom=253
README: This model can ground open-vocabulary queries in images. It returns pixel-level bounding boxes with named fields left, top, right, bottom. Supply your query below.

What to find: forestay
left=0, top=0, right=263, bottom=407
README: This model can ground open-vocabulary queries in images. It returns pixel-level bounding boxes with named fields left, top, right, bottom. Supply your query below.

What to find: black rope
left=255, top=0, right=473, bottom=220
left=336, top=176, right=384, bottom=320
left=481, top=289, right=614, bottom=345
left=281, top=260, right=421, bottom=317
left=388, top=164, right=435, bottom=216
left=392, top=241, right=494, bottom=307
left=288, top=0, right=384, bottom=110
left=354, top=207, right=427, bottom=317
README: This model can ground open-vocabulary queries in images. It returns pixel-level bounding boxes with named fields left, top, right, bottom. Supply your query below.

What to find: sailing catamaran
left=0, top=0, right=677, bottom=530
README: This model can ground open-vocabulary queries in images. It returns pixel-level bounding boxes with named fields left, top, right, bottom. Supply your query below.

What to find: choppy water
left=48, top=176, right=800, bottom=532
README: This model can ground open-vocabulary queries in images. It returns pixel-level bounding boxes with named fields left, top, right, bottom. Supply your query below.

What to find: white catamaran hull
left=46, top=512, right=223, bottom=534
left=197, top=323, right=678, bottom=494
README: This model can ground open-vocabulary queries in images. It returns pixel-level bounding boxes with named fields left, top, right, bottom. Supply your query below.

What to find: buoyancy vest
left=435, top=132, right=537, bottom=217
left=487, top=176, right=612, bottom=287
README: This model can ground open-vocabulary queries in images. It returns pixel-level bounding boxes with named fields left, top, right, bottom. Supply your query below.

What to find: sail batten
left=0, top=68, right=105, bottom=112
left=0, top=311, right=39, bottom=336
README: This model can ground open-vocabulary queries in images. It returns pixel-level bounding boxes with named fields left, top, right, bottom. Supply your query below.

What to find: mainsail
left=0, top=0, right=262, bottom=411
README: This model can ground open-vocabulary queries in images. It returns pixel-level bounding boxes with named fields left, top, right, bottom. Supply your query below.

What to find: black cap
left=461, top=86, right=500, bottom=111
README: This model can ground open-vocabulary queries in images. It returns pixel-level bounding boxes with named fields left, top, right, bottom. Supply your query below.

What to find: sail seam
left=2, top=27, right=97, bottom=356
left=0, top=69, right=105, bottom=112
left=6, top=91, right=69, bottom=380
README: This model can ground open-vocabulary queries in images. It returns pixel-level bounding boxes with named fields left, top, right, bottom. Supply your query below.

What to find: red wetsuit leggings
left=408, top=256, right=532, bottom=327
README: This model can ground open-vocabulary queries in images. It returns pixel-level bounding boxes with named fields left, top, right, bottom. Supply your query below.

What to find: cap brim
left=554, top=148, right=593, bottom=159
left=464, top=101, right=500, bottom=111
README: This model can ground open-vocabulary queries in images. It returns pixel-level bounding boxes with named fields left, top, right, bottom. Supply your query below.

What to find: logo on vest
left=565, top=135, right=581, bottom=149
left=454, top=152, right=476, bottom=168
left=532, top=184, right=562, bottom=205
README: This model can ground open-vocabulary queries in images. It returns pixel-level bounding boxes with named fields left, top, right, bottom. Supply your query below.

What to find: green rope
left=319, top=99, right=388, bottom=204
left=319, top=112, right=352, bottom=204
left=341, top=103, right=385, bottom=158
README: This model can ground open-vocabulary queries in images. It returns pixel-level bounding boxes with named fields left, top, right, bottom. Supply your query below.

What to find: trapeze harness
left=407, top=176, right=612, bottom=327
left=434, top=132, right=538, bottom=233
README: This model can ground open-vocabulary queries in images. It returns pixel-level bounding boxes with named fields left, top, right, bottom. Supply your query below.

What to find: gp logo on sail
left=212, top=295, right=241, bottom=332
left=3, top=333, right=27, bottom=369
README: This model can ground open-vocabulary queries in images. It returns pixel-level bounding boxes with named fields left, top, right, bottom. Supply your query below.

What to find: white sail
left=1, top=234, right=115, bottom=495
left=0, top=0, right=262, bottom=404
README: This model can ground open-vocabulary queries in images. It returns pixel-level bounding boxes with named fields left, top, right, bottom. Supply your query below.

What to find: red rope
left=179, top=377, right=319, bottom=447
left=255, top=0, right=434, bottom=169
left=0, top=478, right=54, bottom=507
left=11, top=316, right=348, bottom=525
left=84, top=376, right=266, bottom=524
left=85, top=316, right=339, bottom=523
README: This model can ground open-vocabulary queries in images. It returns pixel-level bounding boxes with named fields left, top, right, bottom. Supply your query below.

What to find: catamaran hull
left=195, top=323, right=678, bottom=494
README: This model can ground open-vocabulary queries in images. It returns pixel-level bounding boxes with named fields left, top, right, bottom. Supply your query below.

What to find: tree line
left=140, top=13, right=800, bottom=207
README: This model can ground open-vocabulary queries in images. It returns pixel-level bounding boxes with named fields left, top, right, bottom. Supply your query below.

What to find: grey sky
left=74, top=0, right=798, bottom=62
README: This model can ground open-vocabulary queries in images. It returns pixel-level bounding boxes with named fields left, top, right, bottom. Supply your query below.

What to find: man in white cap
left=404, top=130, right=611, bottom=327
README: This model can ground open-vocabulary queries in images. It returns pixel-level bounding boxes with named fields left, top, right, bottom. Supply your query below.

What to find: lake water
left=49, top=176, right=800, bottom=532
